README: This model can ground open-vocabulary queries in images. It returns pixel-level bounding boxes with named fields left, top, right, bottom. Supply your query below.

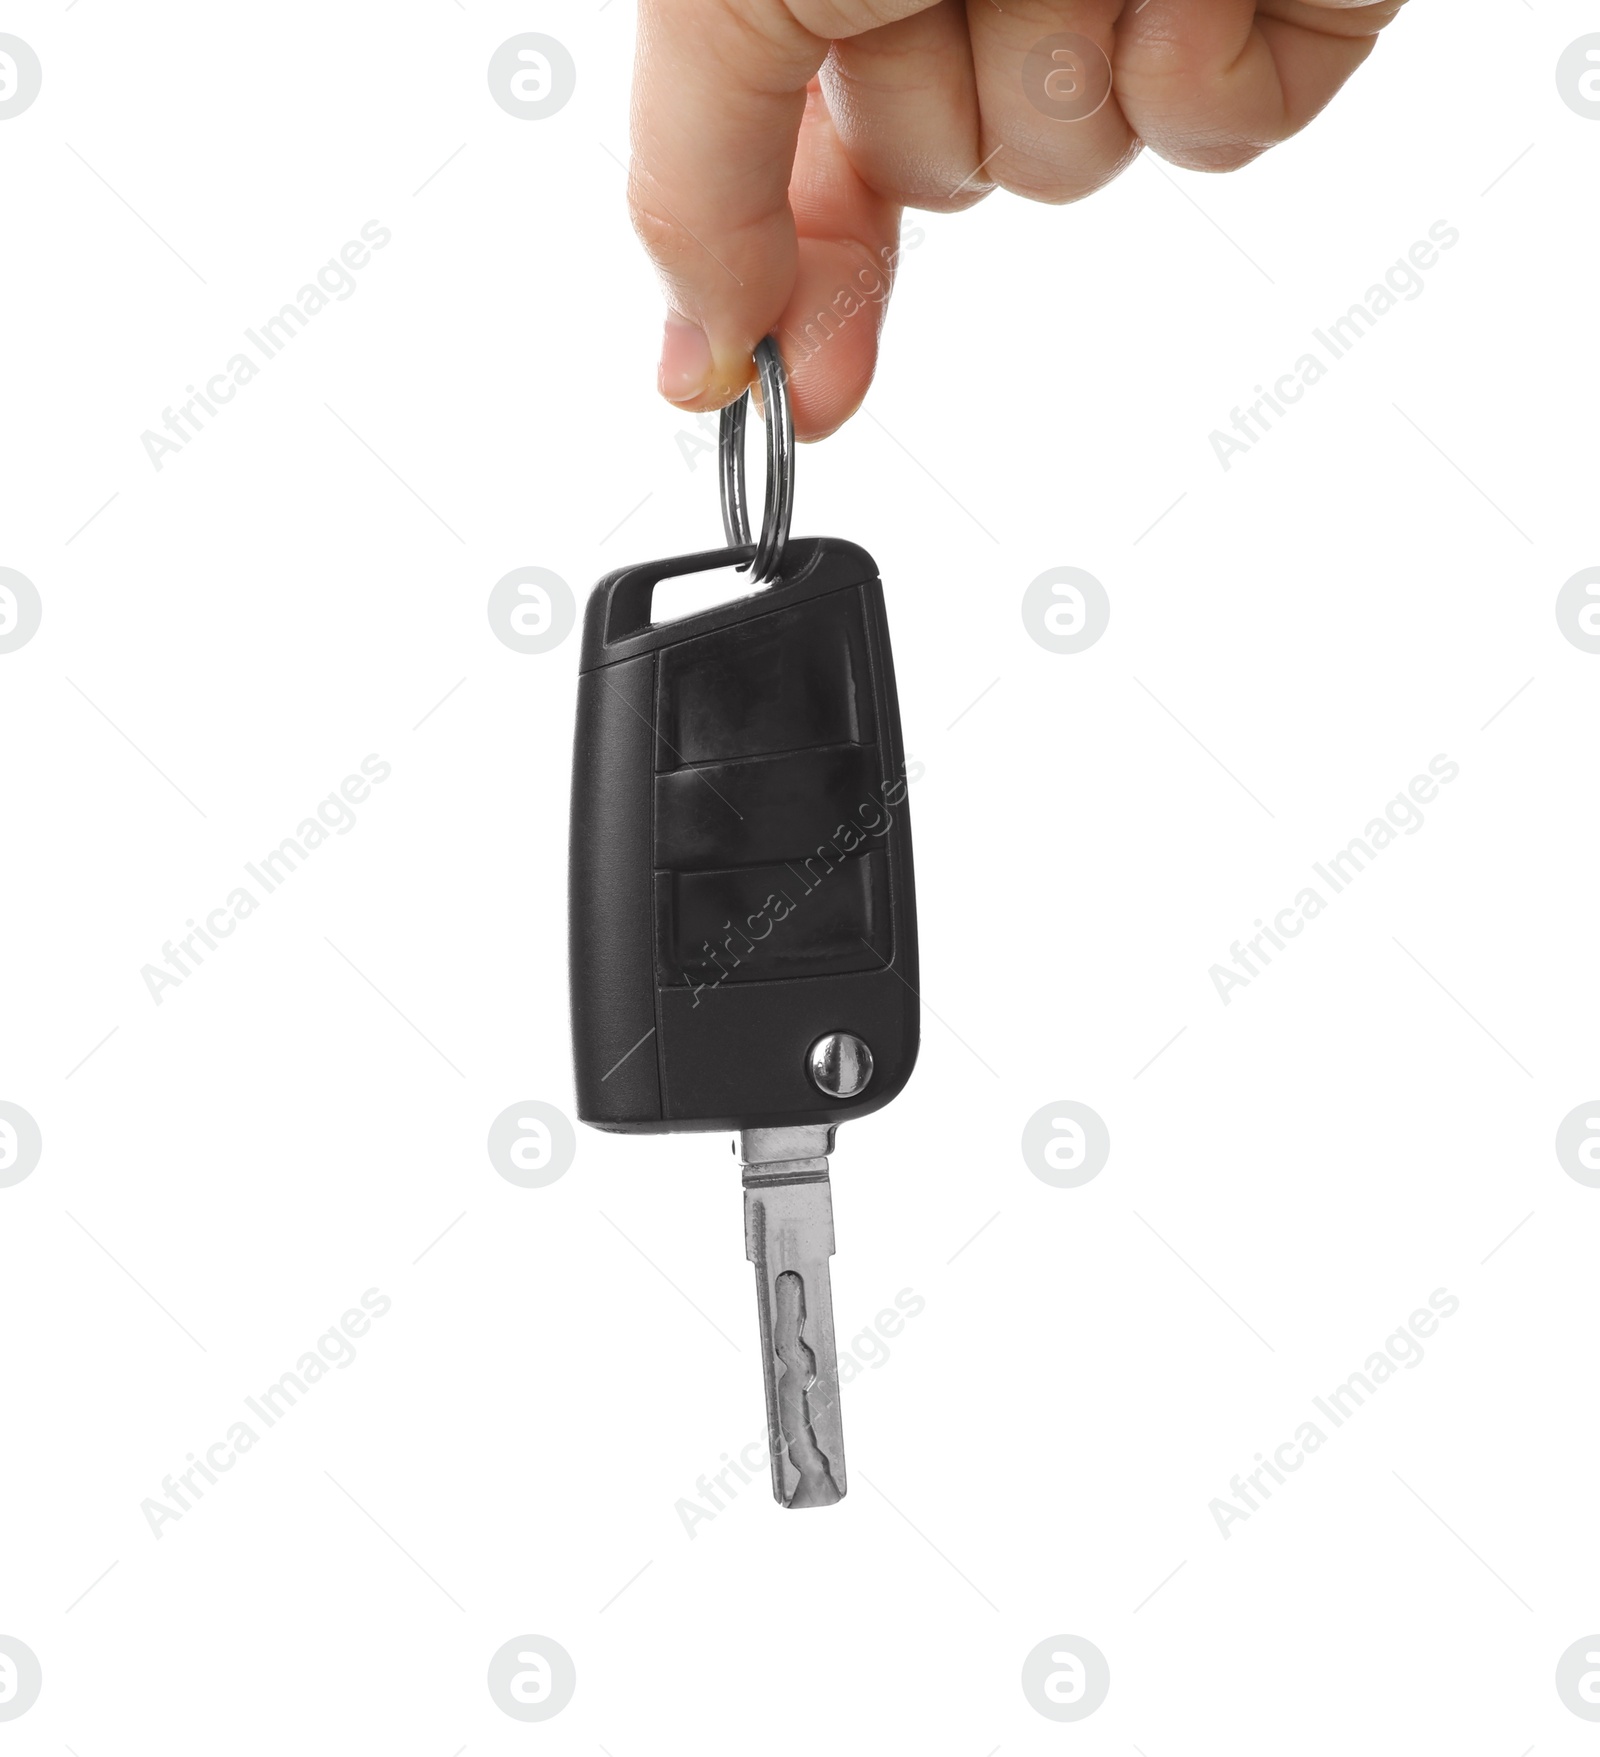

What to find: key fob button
left=657, top=593, right=870, bottom=765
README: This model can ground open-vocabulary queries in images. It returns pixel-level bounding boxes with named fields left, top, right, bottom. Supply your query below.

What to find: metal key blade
left=741, top=1126, right=846, bottom=1508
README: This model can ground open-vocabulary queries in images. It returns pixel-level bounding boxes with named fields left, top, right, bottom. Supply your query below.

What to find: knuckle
left=628, top=192, right=702, bottom=279
left=994, top=169, right=1089, bottom=206
left=782, top=0, right=925, bottom=40
left=716, top=0, right=817, bottom=71
left=905, top=184, right=993, bottom=216
left=1156, top=136, right=1272, bottom=174
left=852, top=152, right=994, bottom=212
left=1300, top=0, right=1408, bottom=27
left=994, top=137, right=1140, bottom=206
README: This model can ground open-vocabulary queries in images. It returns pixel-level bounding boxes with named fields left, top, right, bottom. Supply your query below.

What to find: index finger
left=630, top=0, right=924, bottom=417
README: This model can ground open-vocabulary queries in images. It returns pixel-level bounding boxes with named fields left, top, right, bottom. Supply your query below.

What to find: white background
left=3, top=0, right=1599, bottom=1750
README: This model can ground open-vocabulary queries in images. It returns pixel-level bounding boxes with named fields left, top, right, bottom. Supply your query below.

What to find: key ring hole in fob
left=718, top=336, right=794, bottom=585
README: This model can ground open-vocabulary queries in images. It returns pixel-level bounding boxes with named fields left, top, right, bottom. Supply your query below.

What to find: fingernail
left=658, top=311, right=712, bottom=404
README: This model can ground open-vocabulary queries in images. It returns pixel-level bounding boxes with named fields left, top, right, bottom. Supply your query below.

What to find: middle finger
left=966, top=0, right=1138, bottom=202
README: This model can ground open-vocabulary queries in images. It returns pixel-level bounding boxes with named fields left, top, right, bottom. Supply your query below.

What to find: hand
left=629, top=0, right=1407, bottom=438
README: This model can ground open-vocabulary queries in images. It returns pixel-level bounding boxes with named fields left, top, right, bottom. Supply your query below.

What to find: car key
left=568, top=340, right=919, bottom=1508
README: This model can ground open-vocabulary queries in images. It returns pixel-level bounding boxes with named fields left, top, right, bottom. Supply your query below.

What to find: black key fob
left=568, top=536, right=919, bottom=1133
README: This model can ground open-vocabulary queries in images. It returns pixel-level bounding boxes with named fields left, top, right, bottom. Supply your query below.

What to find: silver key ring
left=718, top=336, right=794, bottom=584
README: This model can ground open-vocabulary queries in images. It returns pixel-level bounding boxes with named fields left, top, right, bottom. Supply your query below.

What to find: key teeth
left=770, top=1266, right=844, bottom=1508
left=743, top=1166, right=847, bottom=1512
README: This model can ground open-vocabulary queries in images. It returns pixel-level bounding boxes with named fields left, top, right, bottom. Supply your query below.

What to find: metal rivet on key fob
left=808, top=1032, right=873, bottom=1099
left=569, top=336, right=919, bottom=1510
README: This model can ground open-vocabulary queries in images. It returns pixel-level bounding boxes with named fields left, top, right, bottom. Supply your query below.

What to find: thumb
left=631, top=0, right=820, bottom=412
